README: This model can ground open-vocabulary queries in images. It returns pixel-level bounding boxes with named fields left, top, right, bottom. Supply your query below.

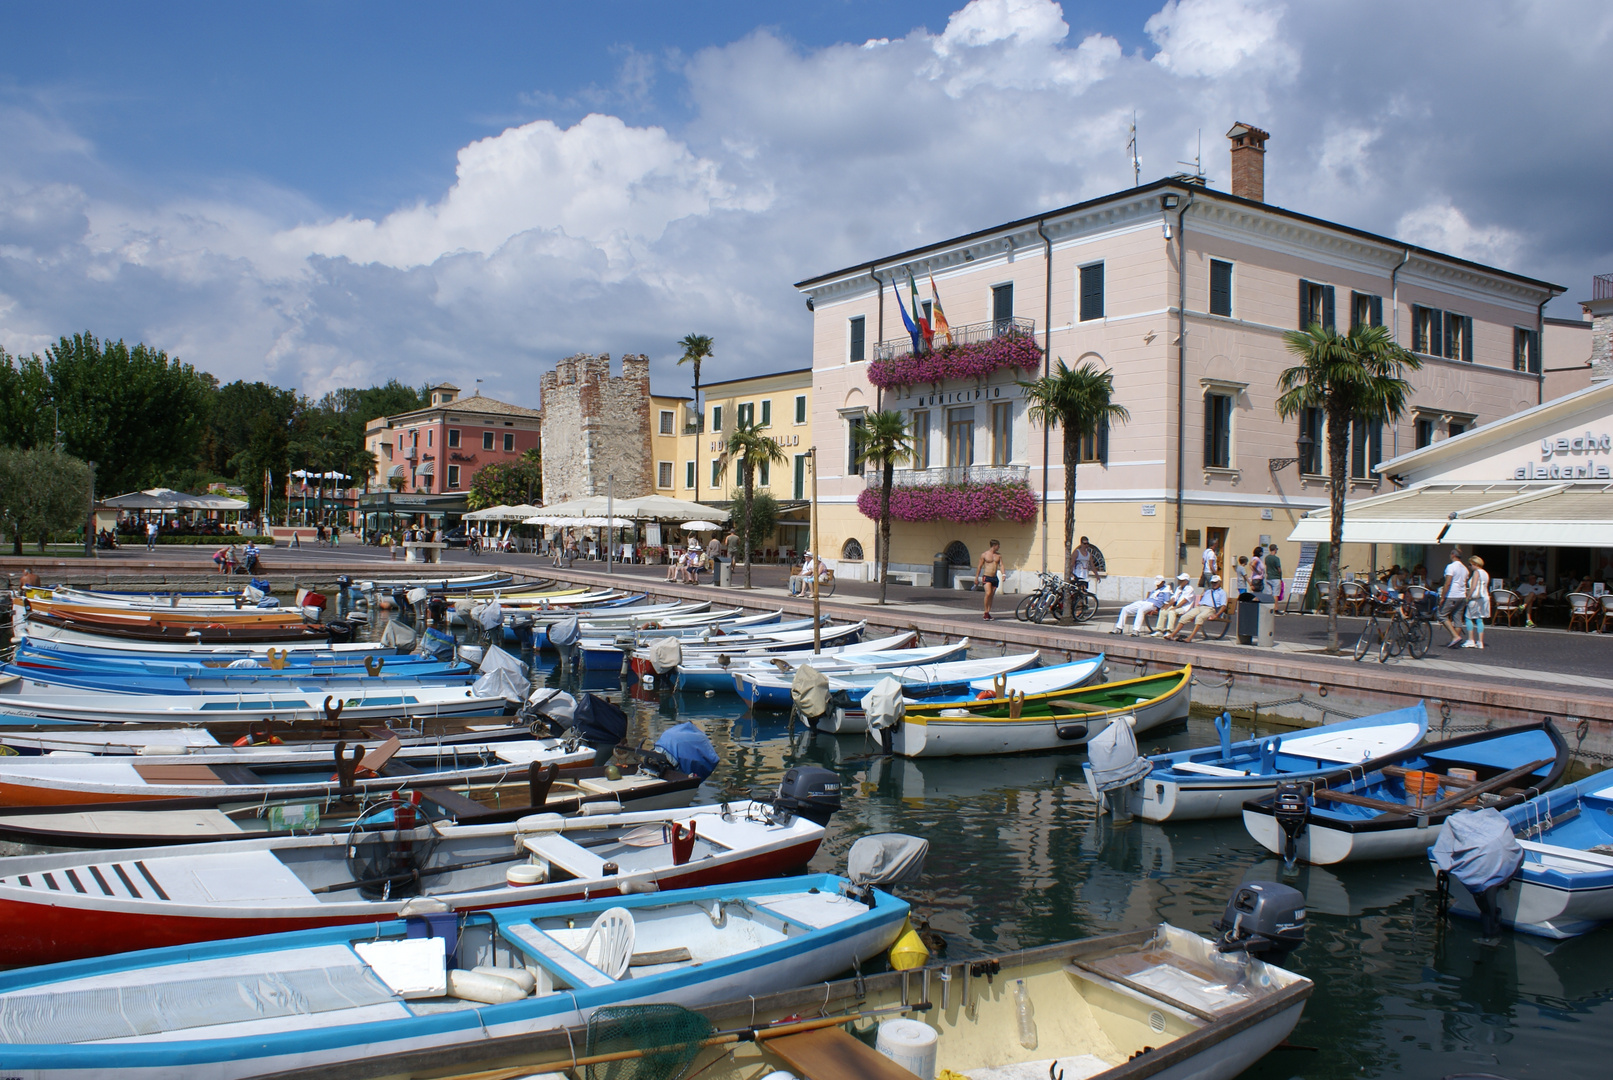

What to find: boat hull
left=1243, top=808, right=1439, bottom=864
left=1431, top=858, right=1613, bottom=939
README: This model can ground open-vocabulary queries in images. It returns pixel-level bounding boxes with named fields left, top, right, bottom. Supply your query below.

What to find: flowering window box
left=858, top=480, right=1038, bottom=524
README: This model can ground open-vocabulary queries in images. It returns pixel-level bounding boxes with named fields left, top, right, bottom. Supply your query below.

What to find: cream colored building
left=795, top=125, right=1586, bottom=596
left=651, top=368, right=814, bottom=554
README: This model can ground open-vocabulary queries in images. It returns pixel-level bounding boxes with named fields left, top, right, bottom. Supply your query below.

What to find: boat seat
left=1170, top=761, right=1250, bottom=777
left=521, top=833, right=608, bottom=879
left=765, top=1026, right=922, bottom=1080
left=501, top=922, right=615, bottom=988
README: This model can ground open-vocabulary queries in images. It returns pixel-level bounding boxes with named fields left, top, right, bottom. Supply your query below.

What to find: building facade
left=795, top=125, right=1583, bottom=595
left=364, top=382, right=542, bottom=497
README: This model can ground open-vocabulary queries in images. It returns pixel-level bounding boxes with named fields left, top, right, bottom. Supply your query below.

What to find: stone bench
left=402, top=542, right=446, bottom=564
left=952, top=574, right=978, bottom=590
left=884, top=570, right=928, bottom=587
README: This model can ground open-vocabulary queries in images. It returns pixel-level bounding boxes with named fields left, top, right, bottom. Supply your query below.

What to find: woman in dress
left=1464, top=555, right=1491, bottom=650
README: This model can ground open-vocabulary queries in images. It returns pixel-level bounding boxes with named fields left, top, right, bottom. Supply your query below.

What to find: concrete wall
left=539, top=354, right=652, bottom=502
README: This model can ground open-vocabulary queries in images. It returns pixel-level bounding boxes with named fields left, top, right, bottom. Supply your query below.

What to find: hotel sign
left=1513, top=430, right=1613, bottom=480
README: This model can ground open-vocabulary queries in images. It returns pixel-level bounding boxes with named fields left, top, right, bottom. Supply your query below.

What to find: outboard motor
left=1431, top=807, right=1524, bottom=937
left=326, top=619, right=357, bottom=644
left=1213, top=881, right=1306, bottom=966
left=846, top=833, right=929, bottom=904
left=1271, top=782, right=1311, bottom=867
left=773, top=766, right=842, bottom=827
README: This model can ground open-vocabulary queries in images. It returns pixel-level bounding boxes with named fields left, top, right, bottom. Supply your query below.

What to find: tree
left=468, top=455, right=543, bottom=510
left=724, top=421, right=787, bottom=588
left=853, top=411, right=915, bottom=605
left=0, top=448, right=94, bottom=555
left=202, top=381, right=298, bottom=478
left=1020, top=361, right=1130, bottom=601
left=727, top=487, right=779, bottom=565
left=1277, top=323, right=1421, bottom=653
left=678, top=334, right=713, bottom=505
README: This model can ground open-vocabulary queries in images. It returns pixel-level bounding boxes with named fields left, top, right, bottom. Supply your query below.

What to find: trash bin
left=1236, top=594, right=1260, bottom=644
left=719, top=560, right=733, bottom=588
left=932, top=554, right=952, bottom=590
left=1255, top=593, right=1276, bottom=647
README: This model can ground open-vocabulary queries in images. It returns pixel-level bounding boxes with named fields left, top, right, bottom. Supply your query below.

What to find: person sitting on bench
left=1169, top=575, right=1228, bottom=642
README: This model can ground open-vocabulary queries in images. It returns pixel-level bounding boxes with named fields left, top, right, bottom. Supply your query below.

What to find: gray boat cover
left=648, top=637, right=683, bottom=674
left=473, top=599, right=503, bottom=632
left=1086, top=715, right=1152, bottom=792
left=471, top=665, right=527, bottom=703
left=1431, top=807, right=1524, bottom=893
left=478, top=644, right=525, bottom=676
left=791, top=665, right=830, bottom=719
left=863, top=676, right=906, bottom=732
left=378, top=619, right=416, bottom=648
left=527, top=688, right=578, bottom=727
left=848, top=833, right=929, bottom=887
left=548, top=616, right=581, bottom=649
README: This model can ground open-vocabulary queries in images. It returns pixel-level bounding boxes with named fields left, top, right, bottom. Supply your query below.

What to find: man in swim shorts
left=977, top=539, right=1004, bottom=620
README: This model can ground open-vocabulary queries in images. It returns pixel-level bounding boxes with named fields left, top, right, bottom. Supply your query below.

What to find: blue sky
left=1, top=1, right=1609, bottom=400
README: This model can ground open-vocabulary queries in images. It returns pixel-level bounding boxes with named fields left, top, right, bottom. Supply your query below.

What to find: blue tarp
left=655, top=722, right=718, bottom=780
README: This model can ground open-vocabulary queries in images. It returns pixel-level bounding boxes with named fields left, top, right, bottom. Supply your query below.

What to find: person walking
left=1234, top=555, right=1251, bottom=597
left=725, top=529, right=741, bottom=583
left=1463, top=556, right=1491, bottom=650
left=706, top=535, right=722, bottom=586
left=1264, top=544, right=1284, bottom=609
left=1199, top=543, right=1217, bottom=588
left=1249, top=547, right=1266, bottom=597
left=976, top=539, right=1004, bottom=620
left=1437, top=547, right=1470, bottom=647
left=1113, top=576, right=1171, bottom=635
left=145, top=519, right=159, bottom=551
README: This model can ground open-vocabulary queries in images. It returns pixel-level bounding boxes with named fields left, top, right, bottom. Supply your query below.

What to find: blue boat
left=0, top=873, right=908, bottom=1079
left=1243, top=720, right=1570, bottom=865
left=1431, top=768, right=1613, bottom=939
left=0, top=662, right=477, bottom=696
left=11, top=641, right=469, bottom=680
left=1088, top=703, right=1430, bottom=823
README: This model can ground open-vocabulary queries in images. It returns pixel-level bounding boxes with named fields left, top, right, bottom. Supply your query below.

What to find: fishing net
left=584, top=1003, right=714, bottom=1080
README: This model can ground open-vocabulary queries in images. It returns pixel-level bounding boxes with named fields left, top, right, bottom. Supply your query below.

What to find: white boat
left=673, top=632, right=927, bottom=692
left=822, top=654, right=1106, bottom=734
left=1432, top=768, right=1613, bottom=939
left=1089, top=703, right=1430, bottom=823
left=23, top=618, right=383, bottom=654
left=891, top=668, right=1193, bottom=758
left=0, top=872, right=906, bottom=1080
left=0, top=793, right=837, bottom=966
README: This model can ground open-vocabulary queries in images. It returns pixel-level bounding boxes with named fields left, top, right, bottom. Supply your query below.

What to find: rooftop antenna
left=1128, top=112, right=1141, bottom=187
left=1176, top=128, right=1207, bottom=183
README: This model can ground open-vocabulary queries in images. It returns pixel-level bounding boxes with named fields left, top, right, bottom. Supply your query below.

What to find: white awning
left=1287, top=484, right=1543, bottom=545
left=387, top=464, right=406, bottom=479
left=415, top=459, right=435, bottom=477
left=1290, top=482, right=1613, bottom=548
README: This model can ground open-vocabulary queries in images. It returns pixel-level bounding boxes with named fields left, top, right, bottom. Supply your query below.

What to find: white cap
left=1177, top=572, right=1191, bottom=580
left=1211, top=575, right=1221, bottom=583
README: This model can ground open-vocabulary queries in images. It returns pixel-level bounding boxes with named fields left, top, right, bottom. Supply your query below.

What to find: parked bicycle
left=1353, top=587, right=1432, bottom=663
left=1016, top=571, right=1100, bottom=625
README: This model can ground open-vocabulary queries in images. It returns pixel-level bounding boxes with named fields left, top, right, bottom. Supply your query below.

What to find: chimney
left=1226, top=122, right=1270, bottom=202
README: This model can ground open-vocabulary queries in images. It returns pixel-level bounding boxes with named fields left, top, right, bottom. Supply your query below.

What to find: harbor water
left=587, top=665, right=1610, bottom=1080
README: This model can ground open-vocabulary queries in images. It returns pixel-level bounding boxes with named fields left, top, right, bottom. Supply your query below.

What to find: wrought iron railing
left=872, top=317, right=1036, bottom=361
left=864, top=464, right=1031, bottom=489
left=1595, top=273, right=1613, bottom=301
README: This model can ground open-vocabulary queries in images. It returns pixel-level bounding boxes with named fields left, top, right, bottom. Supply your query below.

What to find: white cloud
left=1, top=0, right=1610, bottom=399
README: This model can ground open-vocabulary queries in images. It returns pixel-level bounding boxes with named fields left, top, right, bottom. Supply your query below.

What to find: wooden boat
left=11, top=641, right=469, bottom=681
left=0, top=662, right=475, bottom=696
left=672, top=631, right=925, bottom=692
left=26, top=610, right=334, bottom=644
left=889, top=667, right=1192, bottom=758
left=0, top=799, right=842, bottom=967
left=1431, top=768, right=1613, bottom=939
left=0, top=733, right=592, bottom=806
left=819, top=654, right=1106, bottom=734
left=1242, top=719, right=1570, bottom=865
left=383, top=922, right=1313, bottom=1080
left=0, top=761, right=703, bottom=848
left=20, top=620, right=384, bottom=655
left=1088, top=703, right=1430, bottom=822
left=732, top=651, right=1044, bottom=712
left=0, top=717, right=528, bottom=756
left=580, top=621, right=865, bottom=670
left=28, top=586, right=261, bottom=610
left=25, top=597, right=311, bottom=625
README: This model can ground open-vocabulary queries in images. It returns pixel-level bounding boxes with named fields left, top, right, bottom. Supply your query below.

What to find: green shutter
left=1370, top=294, right=1383, bottom=327
left=1298, top=280, right=1312, bottom=329
left=1323, top=286, right=1336, bottom=331
left=760, top=399, right=771, bottom=427
left=1462, top=316, right=1474, bottom=362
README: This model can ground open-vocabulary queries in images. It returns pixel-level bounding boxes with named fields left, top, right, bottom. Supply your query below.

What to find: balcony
left=1596, top=273, right=1613, bottom=301
left=873, top=316, right=1036, bottom=361
left=864, top=464, right=1031, bottom=489
left=403, top=445, right=418, bottom=461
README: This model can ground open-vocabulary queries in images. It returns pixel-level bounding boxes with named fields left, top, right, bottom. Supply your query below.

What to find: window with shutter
left=849, top=317, right=866, bottom=362
left=1351, top=291, right=1384, bottom=330
left=657, top=462, right=673, bottom=488
left=1299, top=281, right=1333, bottom=330
left=1078, top=417, right=1109, bottom=464
left=760, top=399, right=771, bottom=427
left=1462, top=316, right=1474, bottom=362
left=794, top=395, right=807, bottom=424
left=1079, top=263, right=1104, bottom=321
left=992, top=283, right=1014, bottom=333
left=793, top=455, right=806, bottom=500
left=712, top=405, right=723, bottom=432
left=1350, top=421, right=1382, bottom=479
left=1209, top=260, right=1233, bottom=317
left=1203, top=393, right=1232, bottom=469
left=759, top=459, right=770, bottom=487
left=685, top=461, right=695, bottom=489
left=1323, top=286, right=1335, bottom=331
left=1300, top=408, right=1324, bottom=474
left=1514, top=327, right=1541, bottom=373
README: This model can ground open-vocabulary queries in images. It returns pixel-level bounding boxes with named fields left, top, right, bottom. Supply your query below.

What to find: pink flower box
left=868, top=334, right=1042, bottom=389
left=858, top=481, right=1038, bottom=525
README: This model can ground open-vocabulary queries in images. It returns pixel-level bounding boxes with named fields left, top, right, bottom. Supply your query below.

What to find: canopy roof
left=1289, top=482, right=1613, bottom=547
left=463, top=503, right=543, bottom=521
left=103, top=488, right=250, bottom=512
left=525, top=494, right=728, bottom=524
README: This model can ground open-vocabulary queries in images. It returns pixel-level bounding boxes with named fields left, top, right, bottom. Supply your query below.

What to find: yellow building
left=652, top=367, right=813, bottom=556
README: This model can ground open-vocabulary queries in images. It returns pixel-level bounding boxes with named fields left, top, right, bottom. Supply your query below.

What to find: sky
left=1, top=0, right=1609, bottom=404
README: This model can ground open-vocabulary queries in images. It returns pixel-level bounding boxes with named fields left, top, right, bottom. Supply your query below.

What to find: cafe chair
left=1567, top=592, right=1597, bottom=633
left=1489, top=588, right=1521, bottom=627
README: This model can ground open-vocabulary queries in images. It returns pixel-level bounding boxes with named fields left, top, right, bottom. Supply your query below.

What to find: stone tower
left=538, top=354, right=653, bottom=502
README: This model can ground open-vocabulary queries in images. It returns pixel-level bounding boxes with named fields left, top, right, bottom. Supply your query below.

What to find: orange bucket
left=1403, top=770, right=1441, bottom=804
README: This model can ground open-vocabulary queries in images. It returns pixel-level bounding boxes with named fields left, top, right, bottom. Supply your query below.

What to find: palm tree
left=1020, top=361, right=1130, bottom=603
left=678, top=334, right=714, bottom=505
left=854, top=411, right=915, bottom=605
left=1276, top=323, right=1421, bottom=653
left=724, top=421, right=787, bottom=588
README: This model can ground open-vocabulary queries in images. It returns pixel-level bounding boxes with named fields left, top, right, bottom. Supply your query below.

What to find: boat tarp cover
left=528, top=688, right=578, bottom=727
left=848, top=833, right=929, bottom=887
left=654, top=722, right=718, bottom=780
left=648, top=637, right=683, bottom=674
left=863, top=677, right=906, bottom=732
left=1431, top=807, right=1525, bottom=893
left=471, top=665, right=527, bottom=703
left=1087, top=716, right=1152, bottom=792
left=791, top=665, right=830, bottom=720
left=548, top=616, right=581, bottom=649
left=478, top=645, right=525, bottom=676
left=0, top=945, right=396, bottom=1044
left=379, top=620, right=417, bottom=648
left=574, top=694, right=628, bottom=747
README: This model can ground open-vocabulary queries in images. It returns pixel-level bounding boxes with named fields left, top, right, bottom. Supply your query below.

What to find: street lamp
left=806, top=447, right=820, bottom=654
left=1269, top=431, right=1314, bottom=473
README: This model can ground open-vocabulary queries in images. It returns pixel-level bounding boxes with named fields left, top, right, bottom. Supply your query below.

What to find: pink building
left=364, top=382, right=542, bottom=496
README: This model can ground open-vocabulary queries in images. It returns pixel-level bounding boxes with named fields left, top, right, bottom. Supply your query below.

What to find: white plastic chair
left=576, top=906, right=636, bottom=979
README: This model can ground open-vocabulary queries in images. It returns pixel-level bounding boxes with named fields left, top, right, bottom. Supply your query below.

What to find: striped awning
left=415, top=459, right=436, bottom=477
left=387, top=464, right=406, bottom=479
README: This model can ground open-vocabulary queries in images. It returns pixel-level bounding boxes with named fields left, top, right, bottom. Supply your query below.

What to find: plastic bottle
left=1013, top=978, right=1037, bottom=1050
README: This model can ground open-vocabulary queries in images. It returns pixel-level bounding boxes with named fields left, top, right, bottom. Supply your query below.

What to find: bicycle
left=1017, top=571, right=1100, bottom=625
left=1353, top=588, right=1431, bottom=663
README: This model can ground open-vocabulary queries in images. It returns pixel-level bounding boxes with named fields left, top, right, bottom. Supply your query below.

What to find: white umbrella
left=681, top=521, right=722, bottom=532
